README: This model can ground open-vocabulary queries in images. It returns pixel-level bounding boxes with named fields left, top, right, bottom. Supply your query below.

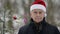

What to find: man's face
left=30, top=9, right=45, bottom=23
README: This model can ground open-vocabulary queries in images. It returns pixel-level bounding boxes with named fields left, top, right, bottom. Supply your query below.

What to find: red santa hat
left=30, top=0, right=47, bottom=16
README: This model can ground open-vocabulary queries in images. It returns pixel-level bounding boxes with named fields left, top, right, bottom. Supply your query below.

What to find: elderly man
left=18, top=0, right=60, bottom=34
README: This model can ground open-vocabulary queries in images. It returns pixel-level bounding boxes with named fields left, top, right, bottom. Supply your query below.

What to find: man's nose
left=37, top=13, right=40, bottom=16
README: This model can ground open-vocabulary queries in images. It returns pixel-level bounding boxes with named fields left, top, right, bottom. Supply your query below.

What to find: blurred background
left=0, top=0, right=60, bottom=34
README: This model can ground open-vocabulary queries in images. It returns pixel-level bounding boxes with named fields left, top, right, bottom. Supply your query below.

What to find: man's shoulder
left=45, top=23, right=59, bottom=31
left=46, top=23, right=57, bottom=28
left=45, top=23, right=60, bottom=34
left=19, top=24, right=30, bottom=31
left=18, top=24, right=30, bottom=34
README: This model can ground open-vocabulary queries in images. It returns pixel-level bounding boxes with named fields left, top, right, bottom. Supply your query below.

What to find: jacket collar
left=29, top=17, right=47, bottom=32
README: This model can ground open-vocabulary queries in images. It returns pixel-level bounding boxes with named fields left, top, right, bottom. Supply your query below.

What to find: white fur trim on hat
left=30, top=4, right=46, bottom=12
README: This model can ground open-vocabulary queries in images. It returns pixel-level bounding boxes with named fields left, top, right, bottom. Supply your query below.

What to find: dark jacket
left=18, top=18, right=60, bottom=34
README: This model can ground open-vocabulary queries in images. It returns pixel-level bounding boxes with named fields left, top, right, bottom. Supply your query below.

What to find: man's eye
left=34, top=12, right=37, bottom=14
left=39, top=12, right=42, bottom=14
